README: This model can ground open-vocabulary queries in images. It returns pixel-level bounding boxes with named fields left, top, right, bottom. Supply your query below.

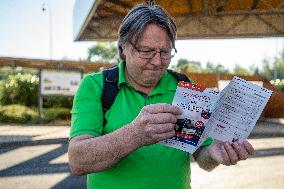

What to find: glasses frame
left=129, top=42, right=177, bottom=60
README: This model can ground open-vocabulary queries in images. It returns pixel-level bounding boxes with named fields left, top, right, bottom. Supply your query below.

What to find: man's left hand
left=207, top=140, right=254, bottom=166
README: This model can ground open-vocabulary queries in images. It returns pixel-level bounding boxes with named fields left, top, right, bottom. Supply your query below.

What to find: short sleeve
left=69, top=73, right=104, bottom=139
left=201, top=137, right=213, bottom=147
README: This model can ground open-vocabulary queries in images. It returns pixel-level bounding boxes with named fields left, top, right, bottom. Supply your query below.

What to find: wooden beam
left=216, top=0, right=231, bottom=12
left=0, top=57, right=113, bottom=72
left=277, top=0, right=284, bottom=8
left=260, top=0, right=275, bottom=9
left=186, top=0, right=193, bottom=13
left=251, top=0, right=261, bottom=10
left=106, top=0, right=132, bottom=10
left=99, top=6, right=125, bottom=16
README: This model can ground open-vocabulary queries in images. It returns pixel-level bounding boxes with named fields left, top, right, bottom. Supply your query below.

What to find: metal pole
left=38, top=69, right=43, bottom=122
left=42, top=2, right=53, bottom=60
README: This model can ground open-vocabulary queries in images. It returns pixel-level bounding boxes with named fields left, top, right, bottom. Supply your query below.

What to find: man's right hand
left=130, top=103, right=182, bottom=146
left=69, top=103, right=182, bottom=175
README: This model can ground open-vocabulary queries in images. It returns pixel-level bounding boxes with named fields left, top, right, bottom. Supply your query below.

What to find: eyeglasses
left=129, top=42, right=177, bottom=60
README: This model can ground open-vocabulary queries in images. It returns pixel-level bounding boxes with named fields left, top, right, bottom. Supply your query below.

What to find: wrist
left=124, top=123, right=143, bottom=148
left=205, top=147, right=220, bottom=166
left=195, top=146, right=220, bottom=171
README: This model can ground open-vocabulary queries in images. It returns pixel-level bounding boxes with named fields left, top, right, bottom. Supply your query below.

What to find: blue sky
left=0, top=0, right=283, bottom=70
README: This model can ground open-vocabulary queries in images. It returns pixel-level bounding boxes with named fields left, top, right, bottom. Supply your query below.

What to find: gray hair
left=118, top=3, right=177, bottom=60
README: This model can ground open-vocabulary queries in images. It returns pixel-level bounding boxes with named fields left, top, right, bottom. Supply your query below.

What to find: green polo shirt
left=70, top=61, right=212, bottom=189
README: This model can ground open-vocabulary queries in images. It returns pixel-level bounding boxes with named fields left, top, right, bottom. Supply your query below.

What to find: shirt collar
left=150, top=71, right=177, bottom=96
left=118, top=60, right=128, bottom=88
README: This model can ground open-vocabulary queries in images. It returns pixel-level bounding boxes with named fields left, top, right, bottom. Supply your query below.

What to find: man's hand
left=68, top=103, right=182, bottom=175
left=194, top=140, right=254, bottom=171
left=208, top=140, right=254, bottom=166
left=130, top=103, right=182, bottom=146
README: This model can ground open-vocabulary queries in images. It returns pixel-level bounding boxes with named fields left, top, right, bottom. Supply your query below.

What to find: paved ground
left=0, top=125, right=85, bottom=189
left=0, top=120, right=283, bottom=189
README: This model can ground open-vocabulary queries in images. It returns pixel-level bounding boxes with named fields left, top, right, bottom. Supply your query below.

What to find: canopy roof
left=73, top=0, right=284, bottom=41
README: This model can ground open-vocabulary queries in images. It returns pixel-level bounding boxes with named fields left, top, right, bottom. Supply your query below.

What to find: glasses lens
left=160, top=48, right=176, bottom=59
left=139, top=51, right=155, bottom=59
left=134, top=45, right=177, bottom=60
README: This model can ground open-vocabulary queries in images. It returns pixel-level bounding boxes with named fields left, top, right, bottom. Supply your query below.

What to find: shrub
left=0, top=67, right=39, bottom=81
left=0, top=104, right=71, bottom=124
left=0, top=104, right=39, bottom=123
left=42, top=107, right=71, bottom=121
left=270, top=79, right=284, bottom=92
left=0, top=73, right=39, bottom=106
left=43, top=96, right=73, bottom=108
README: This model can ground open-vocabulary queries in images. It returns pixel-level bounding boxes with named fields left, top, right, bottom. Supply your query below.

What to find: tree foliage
left=204, top=62, right=229, bottom=74
left=0, top=73, right=39, bottom=106
left=270, top=79, right=284, bottom=92
left=174, top=59, right=202, bottom=73
left=233, top=64, right=249, bottom=75
left=87, top=42, right=118, bottom=63
left=260, top=50, right=284, bottom=80
left=174, top=59, right=229, bottom=74
left=173, top=49, right=284, bottom=80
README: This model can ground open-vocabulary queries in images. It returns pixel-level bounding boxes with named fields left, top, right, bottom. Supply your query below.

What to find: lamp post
left=42, top=2, right=53, bottom=60
left=38, top=2, right=53, bottom=121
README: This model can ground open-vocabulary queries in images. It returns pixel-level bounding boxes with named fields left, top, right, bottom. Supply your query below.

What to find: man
left=68, top=3, right=254, bottom=189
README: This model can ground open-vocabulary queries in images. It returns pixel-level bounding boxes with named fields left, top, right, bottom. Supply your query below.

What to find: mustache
left=146, top=65, right=164, bottom=70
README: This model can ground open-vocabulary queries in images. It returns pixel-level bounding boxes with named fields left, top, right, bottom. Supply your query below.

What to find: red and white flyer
left=160, top=81, right=219, bottom=153
left=160, top=76, right=272, bottom=153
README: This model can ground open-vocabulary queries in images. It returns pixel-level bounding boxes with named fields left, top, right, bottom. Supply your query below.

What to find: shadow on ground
left=0, top=142, right=86, bottom=189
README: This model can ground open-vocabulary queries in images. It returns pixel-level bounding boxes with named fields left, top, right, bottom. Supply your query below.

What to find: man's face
left=122, top=24, right=173, bottom=91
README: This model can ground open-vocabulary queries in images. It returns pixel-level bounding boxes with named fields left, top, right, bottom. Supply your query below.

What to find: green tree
left=87, top=42, right=118, bottom=63
left=176, top=58, right=189, bottom=67
left=175, top=59, right=202, bottom=73
left=248, top=65, right=260, bottom=76
left=232, top=64, right=249, bottom=75
left=261, top=58, right=276, bottom=80
left=214, top=64, right=229, bottom=74
left=204, top=62, right=229, bottom=74
left=254, top=66, right=260, bottom=75
left=260, top=50, right=284, bottom=80
left=203, top=62, right=214, bottom=73
left=274, top=54, right=284, bottom=79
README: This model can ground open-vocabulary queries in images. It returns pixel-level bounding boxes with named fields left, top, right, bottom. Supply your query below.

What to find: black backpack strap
left=101, top=65, right=119, bottom=114
left=167, top=69, right=194, bottom=84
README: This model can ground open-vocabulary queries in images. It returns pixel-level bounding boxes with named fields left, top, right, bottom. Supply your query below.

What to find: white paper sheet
left=205, top=76, right=272, bottom=143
